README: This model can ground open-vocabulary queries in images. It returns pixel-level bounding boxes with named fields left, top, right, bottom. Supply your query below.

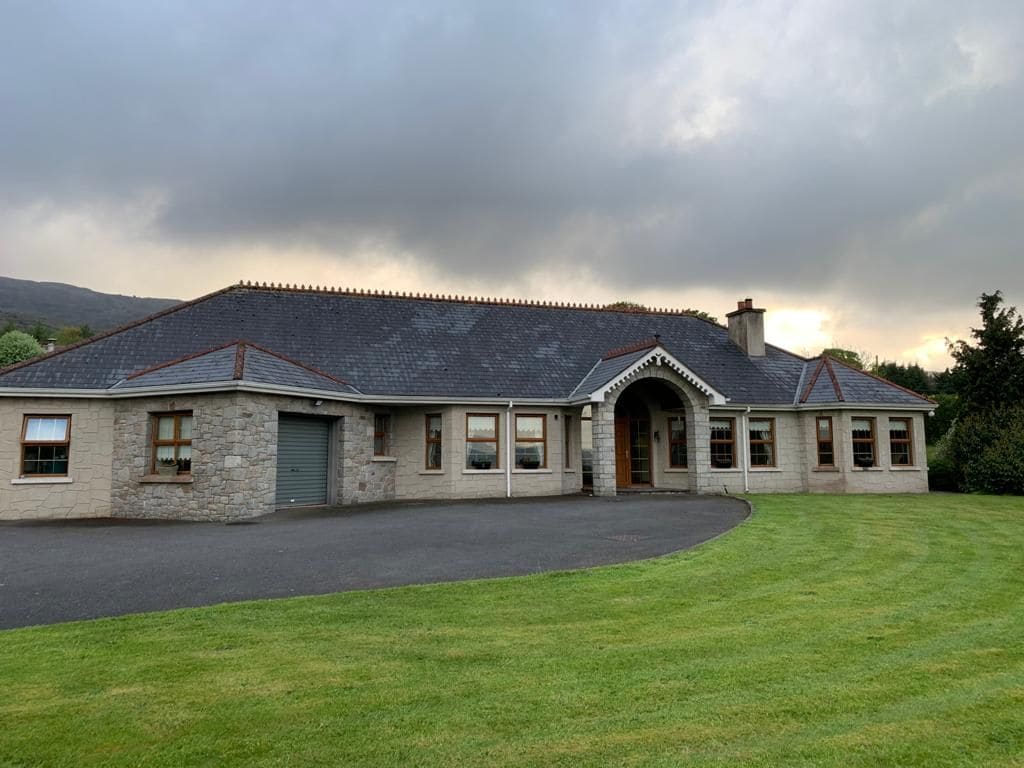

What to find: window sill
left=419, top=470, right=445, bottom=475
left=852, top=467, right=883, bottom=472
left=563, top=468, right=576, bottom=474
left=749, top=467, right=783, bottom=473
left=371, top=456, right=398, bottom=463
left=664, top=468, right=688, bottom=473
left=141, top=475, right=194, bottom=484
left=813, top=467, right=840, bottom=473
left=890, top=466, right=921, bottom=471
left=710, top=467, right=741, bottom=472
left=462, top=468, right=504, bottom=475
left=11, top=476, right=73, bottom=485
left=512, top=468, right=552, bottom=474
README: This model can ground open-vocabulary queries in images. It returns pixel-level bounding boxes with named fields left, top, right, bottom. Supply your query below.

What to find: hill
left=0, top=276, right=179, bottom=334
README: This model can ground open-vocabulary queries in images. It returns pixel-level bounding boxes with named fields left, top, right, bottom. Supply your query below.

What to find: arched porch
left=589, top=367, right=711, bottom=496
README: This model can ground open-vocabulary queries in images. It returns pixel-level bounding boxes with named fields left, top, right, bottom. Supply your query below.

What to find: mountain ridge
left=0, top=275, right=180, bottom=334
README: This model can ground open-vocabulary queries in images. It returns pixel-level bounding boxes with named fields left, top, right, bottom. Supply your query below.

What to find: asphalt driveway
left=0, top=494, right=748, bottom=630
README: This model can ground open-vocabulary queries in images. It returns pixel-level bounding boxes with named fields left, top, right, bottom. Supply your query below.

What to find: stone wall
left=0, top=388, right=932, bottom=522
left=391, top=405, right=575, bottom=500
left=804, top=411, right=929, bottom=493
left=111, top=392, right=386, bottom=521
left=0, top=397, right=115, bottom=520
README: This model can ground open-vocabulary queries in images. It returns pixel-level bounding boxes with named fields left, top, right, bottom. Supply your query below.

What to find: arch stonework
left=590, top=365, right=712, bottom=496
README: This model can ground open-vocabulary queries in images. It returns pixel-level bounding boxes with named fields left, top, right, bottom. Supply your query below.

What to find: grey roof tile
left=115, top=345, right=238, bottom=389
left=0, top=286, right=929, bottom=407
left=111, top=341, right=357, bottom=395
left=569, top=347, right=654, bottom=399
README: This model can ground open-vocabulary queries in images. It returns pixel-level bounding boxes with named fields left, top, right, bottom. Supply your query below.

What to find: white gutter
left=506, top=400, right=513, bottom=498
left=742, top=406, right=751, bottom=494
left=0, top=381, right=566, bottom=406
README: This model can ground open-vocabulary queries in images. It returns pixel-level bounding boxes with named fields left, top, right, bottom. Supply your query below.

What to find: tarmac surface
left=0, top=493, right=749, bottom=629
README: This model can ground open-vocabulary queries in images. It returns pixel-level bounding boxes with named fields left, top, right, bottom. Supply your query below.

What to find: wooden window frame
left=465, top=413, right=500, bottom=470
left=425, top=413, right=442, bottom=470
left=514, top=413, right=547, bottom=470
left=151, top=411, right=193, bottom=474
left=851, top=416, right=877, bottom=468
left=889, top=417, right=914, bottom=467
left=748, top=417, right=777, bottom=468
left=709, top=417, right=736, bottom=469
left=20, top=414, right=72, bottom=477
left=668, top=415, right=687, bottom=468
left=816, top=416, right=835, bottom=467
left=373, top=414, right=390, bottom=457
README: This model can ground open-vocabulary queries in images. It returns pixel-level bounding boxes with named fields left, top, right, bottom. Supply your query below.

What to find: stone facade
left=0, top=397, right=115, bottom=520
left=109, top=392, right=387, bottom=521
left=0, top=376, right=929, bottom=522
left=390, top=405, right=577, bottom=501
left=588, top=366, right=929, bottom=497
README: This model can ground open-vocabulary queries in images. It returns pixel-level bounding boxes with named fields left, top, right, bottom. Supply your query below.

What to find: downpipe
left=506, top=400, right=513, bottom=498
left=742, top=406, right=751, bottom=494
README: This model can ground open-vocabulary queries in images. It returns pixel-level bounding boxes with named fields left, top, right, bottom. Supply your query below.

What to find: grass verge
left=2, top=494, right=1023, bottom=767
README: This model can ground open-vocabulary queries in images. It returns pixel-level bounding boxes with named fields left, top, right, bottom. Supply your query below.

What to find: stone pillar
left=689, top=403, right=713, bottom=493
left=591, top=401, right=618, bottom=496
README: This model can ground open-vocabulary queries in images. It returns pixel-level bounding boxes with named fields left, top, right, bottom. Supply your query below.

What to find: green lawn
left=2, top=495, right=1023, bottom=767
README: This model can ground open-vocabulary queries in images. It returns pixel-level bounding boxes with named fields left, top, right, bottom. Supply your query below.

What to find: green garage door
left=275, top=415, right=332, bottom=507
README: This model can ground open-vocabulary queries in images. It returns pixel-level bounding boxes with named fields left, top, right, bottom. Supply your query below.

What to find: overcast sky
left=2, top=1, right=1022, bottom=366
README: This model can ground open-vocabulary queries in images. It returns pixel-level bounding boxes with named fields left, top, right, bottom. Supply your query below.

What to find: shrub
left=0, top=330, right=43, bottom=367
left=927, top=430, right=960, bottom=492
left=946, top=405, right=1024, bottom=494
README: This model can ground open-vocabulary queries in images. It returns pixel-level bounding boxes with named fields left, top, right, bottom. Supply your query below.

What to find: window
left=851, top=417, right=876, bottom=467
left=710, top=417, right=735, bottom=468
left=564, top=415, right=573, bottom=469
left=21, top=415, right=71, bottom=477
left=466, top=413, right=499, bottom=469
left=152, top=412, right=193, bottom=474
left=816, top=416, right=835, bottom=467
left=373, top=414, right=390, bottom=456
left=425, top=414, right=442, bottom=470
left=889, top=418, right=913, bottom=466
left=749, top=418, right=776, bottom=467
left=668, top=415, right=687, bottom=468
left=515, top=414, right=547, bottom=469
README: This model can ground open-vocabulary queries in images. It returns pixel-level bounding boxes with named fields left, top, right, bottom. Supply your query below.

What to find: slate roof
left=798, top=356, right=933, bottom=406
left=0, top=284, right=932, bottom=406
left=110, top=341, right=357, bottom=395
left=568, top=346, right=656, bottom=400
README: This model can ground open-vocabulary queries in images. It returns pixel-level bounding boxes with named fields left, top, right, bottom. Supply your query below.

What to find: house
left=0, top=283, right=935, bottom=521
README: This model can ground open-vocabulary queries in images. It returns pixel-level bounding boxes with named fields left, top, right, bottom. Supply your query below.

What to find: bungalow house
left=0, top=283, right=934, bottom=521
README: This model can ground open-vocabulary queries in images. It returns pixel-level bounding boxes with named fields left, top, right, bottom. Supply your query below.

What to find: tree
left=822, top=347, right=864, bottom=369
left=939, top=292, right=1024, bottom=494
left=873, top=361, right=931, bottom=395
left=55, top=326, right=90, bottom=346
left=947, top=291, right=1024, bottom=416
left=27, top=322, right=52, bottom=344
left=0, top=330, right=44, bottom=367
left=604, top=301, right=718, bottom=323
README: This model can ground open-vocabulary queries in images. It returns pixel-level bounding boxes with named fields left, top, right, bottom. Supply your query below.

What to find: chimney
left=726, top=298, right=766, bottom=357
left=46, top=338, right=56, bottom=353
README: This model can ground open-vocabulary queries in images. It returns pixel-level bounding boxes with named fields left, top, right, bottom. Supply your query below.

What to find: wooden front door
left=614, top=417, right=631, bottom=487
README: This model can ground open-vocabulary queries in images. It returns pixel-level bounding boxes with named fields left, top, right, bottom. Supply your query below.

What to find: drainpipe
left=506, top=400, right=513, bottom=498
left=742, top=406, right=751, bottom=493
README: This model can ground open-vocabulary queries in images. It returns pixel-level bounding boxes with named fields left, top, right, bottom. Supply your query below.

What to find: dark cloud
left=1, top=0, right=1022, bottom=307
